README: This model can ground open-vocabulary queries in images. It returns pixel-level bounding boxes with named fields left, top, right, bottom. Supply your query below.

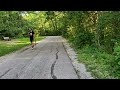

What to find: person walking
left=29, top=29, right=35, bottom=49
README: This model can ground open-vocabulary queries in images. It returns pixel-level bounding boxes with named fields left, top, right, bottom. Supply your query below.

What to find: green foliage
left=77, top=45, right=115, bottom=79
left=0, top=11, right=26, bottom=38
left=109, top=46, right=120, bottom=78
left=1, top=11, right=120, bottom=78
left=97, top=11, right=120, bottom=53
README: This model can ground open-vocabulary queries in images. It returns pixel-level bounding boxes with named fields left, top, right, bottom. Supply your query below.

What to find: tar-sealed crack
left=16, top=49, right=42, bottom=78
left=51, top=46, right=59, bottom=79
left=56, top=48, right=59, bottom=59
left=0, top=68, right=12, bottom=78
left=51, top=60, right=57, bottom=79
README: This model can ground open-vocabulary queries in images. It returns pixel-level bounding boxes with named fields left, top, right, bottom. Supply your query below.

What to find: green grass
left=68, top=37, right=120, bottom=79
left=76, top=45, right=116, bottom=79
left=0, top=36, right=46, bottom=57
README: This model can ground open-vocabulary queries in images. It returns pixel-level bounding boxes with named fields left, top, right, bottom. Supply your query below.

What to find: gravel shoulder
left=62, top=37, right=94, bottom=79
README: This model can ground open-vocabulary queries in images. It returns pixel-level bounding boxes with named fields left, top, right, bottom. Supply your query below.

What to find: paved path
left=0, top=36, right=78, bottom=79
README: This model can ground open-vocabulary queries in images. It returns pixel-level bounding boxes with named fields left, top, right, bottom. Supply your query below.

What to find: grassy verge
left=0, top=36, right=46, bottom=57
left=67, top=40, right=118, bottom=79
left=76, top=45, right=116, bottom=79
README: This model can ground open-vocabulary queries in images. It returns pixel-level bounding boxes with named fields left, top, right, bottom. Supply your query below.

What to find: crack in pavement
left=0, top=68, right=12, bottom=78
left=51, top=60, right=57, bottom=79
left=16, top=49, right=42, bottom=78
left=16, top=43, right=51, bottom=79
left=15, top=74, right=19, bottom=79
left=56, top=48, right=59, bottom=59
left=50, top=46, right=53, bottom=53
left=51, top=46, right=59, bottom=79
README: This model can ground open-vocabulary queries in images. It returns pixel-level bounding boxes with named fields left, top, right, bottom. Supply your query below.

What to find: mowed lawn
left=0, top=36, right=46, bottom=57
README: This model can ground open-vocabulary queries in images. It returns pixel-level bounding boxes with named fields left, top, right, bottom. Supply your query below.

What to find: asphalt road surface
left=0, top=36, right=78, bottom=79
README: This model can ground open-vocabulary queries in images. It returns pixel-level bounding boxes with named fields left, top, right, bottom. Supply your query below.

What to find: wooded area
left=0, top=11, right=120, bottom=78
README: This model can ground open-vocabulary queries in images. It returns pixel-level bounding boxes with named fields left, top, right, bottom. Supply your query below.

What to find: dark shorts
left=30, top=37, right=34, bottom=42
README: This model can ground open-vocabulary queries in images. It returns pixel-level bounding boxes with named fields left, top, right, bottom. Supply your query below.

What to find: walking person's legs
left=30, top=37, right=34, bottom=49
